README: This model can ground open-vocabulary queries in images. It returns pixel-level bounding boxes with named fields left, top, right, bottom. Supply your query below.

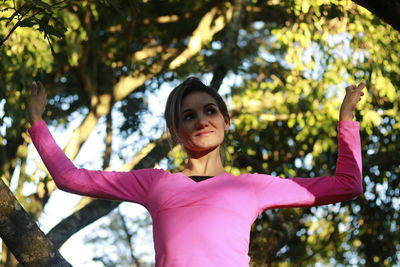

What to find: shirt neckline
left=173, top=172, right=231, bottom=184
left=167, top=171, right=232, bottom=184
left=188, top=175, right=214, bottom=182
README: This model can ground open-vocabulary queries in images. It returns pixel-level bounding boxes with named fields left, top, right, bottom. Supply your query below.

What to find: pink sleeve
left=251, top=120, right=363, bottom=213
left=28, top=120, right=161, bottom=206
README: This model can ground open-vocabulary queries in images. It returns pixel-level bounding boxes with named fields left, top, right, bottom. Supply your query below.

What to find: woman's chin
left=184, top=144, right=220, bottom=155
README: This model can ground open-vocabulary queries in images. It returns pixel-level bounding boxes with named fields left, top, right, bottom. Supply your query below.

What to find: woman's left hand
left=339, top=81, right=366, bottom=121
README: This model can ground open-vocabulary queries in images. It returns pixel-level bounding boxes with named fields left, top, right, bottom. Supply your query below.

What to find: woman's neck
left=183, top=146, right=226, bottom=176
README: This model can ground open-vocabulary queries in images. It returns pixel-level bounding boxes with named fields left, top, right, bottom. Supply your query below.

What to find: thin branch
left=118, top=208, right=142, bottom=267
left=168, top=5, right=234, bottom=69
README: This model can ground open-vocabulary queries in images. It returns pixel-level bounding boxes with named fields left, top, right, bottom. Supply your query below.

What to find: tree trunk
left=0, top=178, right=72, bottom=267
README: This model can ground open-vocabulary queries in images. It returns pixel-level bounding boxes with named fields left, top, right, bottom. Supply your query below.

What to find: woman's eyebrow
left=182, top=103, right=216, bottom=113
left=204, top=103, right=217, bottom=108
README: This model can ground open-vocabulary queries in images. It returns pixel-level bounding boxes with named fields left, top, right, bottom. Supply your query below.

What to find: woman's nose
left=196, top=115, right=209, bottom=129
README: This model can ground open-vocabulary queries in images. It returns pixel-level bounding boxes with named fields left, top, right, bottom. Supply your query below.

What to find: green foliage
left=0, top=0, right=70, bottom=49
left=1, top=0, right=399, bottom=266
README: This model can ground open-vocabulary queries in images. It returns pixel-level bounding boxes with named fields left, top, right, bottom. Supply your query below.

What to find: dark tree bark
left=0, top=178, right=72, bottom=267
left=352, top=0, right=400, bottom=32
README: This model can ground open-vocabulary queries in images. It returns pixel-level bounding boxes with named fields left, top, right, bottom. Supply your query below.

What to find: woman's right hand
left=339, top=81, right=366, bottom=121
left=27, top=81, right=47, bottom=124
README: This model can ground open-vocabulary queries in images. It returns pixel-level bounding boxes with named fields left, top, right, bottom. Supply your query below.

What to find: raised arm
left=251, top=82, right=365, bottom=212
left=27, top=82, right=158, bottom=205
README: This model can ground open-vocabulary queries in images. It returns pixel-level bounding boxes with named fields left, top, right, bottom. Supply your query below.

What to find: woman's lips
left=196, top=131, right=213, bottom=136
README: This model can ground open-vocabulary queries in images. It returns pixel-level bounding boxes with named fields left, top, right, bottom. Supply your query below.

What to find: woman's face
left=177, top=91, right=229, bottom=154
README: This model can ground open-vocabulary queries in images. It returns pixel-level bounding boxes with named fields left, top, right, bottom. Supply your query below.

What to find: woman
left=27, top=77, right=364, bottom=267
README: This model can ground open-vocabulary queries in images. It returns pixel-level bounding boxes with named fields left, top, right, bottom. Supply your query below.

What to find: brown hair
left=164, top=77, right=230, bottom=145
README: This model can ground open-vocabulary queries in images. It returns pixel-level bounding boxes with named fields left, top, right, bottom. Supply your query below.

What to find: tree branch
left=0, top=178, right=72, bottom=267
left=168, top=5, right=234, bottom=69
left=117, top=208, right=142, bottom=267
left=46, top=198, right=120, bottom=250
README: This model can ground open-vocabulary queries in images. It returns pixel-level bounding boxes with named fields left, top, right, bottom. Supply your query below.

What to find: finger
left=356, top=80, right=366, bottom=90
left=37, top=81, right=47, bottom=98
left=31, top=81, right=38, bottom=95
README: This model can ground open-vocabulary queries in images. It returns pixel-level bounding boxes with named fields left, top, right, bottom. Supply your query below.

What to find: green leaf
left=17, top=18, right=37, bottom=28
left=31, top=0, right=52, bottom=11
left=39, top=24, right=65, bottom=38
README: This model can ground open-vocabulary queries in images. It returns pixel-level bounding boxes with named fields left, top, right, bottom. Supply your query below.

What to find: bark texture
left=0, top=178, right=71, bottom=267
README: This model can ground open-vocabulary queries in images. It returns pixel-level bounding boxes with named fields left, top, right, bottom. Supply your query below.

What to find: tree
left=0, top=178, right=72, bottom=266
left=1, top=0, right=399, bottom=266
left=351, top=0, right=400, bottom=32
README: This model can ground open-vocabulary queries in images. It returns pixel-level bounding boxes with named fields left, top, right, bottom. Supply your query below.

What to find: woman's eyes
left=206, top=108, right=216, bottom=115
left=184, top=114, right=194, bottom=120
left=183, top=108, right=217, bottom=120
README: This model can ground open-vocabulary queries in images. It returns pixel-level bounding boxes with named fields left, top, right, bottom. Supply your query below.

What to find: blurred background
left=0, top=0, right=399, bottom=266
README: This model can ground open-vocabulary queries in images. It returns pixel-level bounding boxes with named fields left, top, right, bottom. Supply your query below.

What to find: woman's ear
left=224, top=116, right=230, bottom=132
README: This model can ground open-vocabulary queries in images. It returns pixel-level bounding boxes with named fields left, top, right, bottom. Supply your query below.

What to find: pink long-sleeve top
left=29, top=120, right=363, bottom=267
